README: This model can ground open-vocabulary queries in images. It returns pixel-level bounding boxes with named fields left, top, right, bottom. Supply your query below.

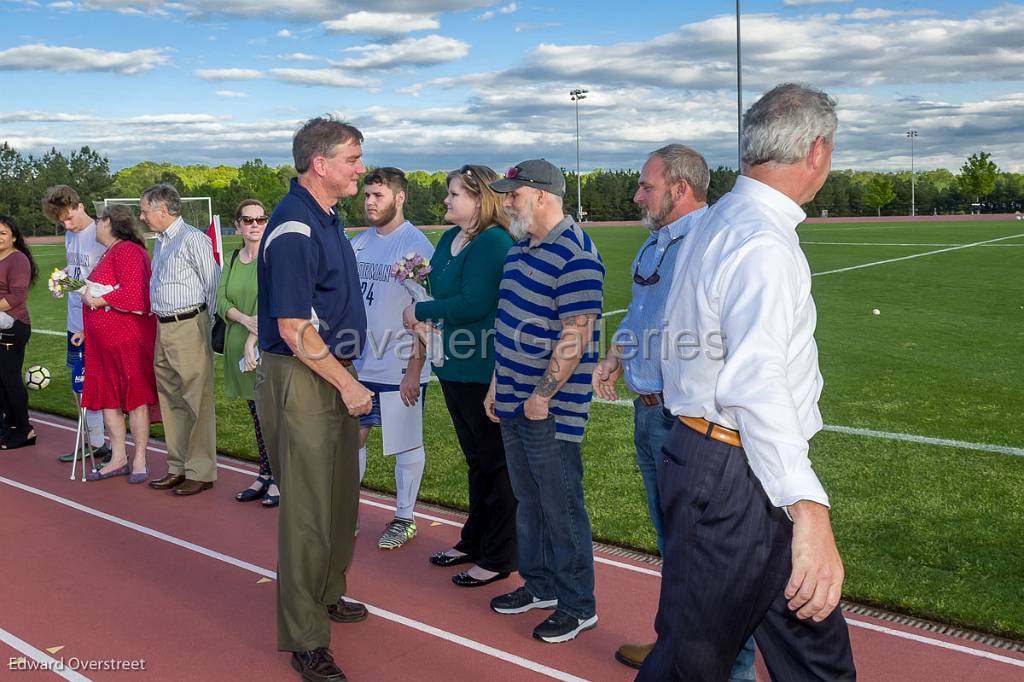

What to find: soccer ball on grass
left=25, top=365, right=51, bottom=390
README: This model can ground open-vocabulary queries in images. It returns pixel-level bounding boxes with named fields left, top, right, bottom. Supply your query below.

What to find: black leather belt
left=157, top=303, right=207, bottom=324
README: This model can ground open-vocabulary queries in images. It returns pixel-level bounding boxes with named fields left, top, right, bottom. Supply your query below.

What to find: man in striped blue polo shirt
left=484, top=159, right=605, bottom=644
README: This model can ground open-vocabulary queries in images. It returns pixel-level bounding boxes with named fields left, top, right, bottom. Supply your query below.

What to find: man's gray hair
left=741, top=83, right=837, bottom=167
left=140, top=183, right=181, bottom=217
left=650, top=144, right=710, bottom=202
left=293, top=115, right=364, bottom=174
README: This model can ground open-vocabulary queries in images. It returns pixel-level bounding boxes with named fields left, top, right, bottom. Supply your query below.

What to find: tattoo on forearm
left=535, top=371, right=559, bottom=397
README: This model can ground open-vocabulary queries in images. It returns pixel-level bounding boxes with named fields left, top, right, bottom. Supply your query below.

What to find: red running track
left=1, top=413, right=1022, bottom=681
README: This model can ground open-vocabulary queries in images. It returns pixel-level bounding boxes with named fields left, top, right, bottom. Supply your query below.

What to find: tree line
left=1, top=142, right=1020, bottom=236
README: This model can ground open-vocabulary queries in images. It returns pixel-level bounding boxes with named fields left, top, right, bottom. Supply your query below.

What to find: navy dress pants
left=638, top=422, right=856, bottom=682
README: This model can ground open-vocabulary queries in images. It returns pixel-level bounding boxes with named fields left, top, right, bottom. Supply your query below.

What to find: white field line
left=29, top=415, right=661, bottom=578
left=0, top=475, right=588, bottom=682
left=845, top=618, right=1024, bottom=669
left=797, top=222, right=1020, bottom=232
left=821, top=425, right=1024, bottom=457
left=0, top=626, right=92, bottom=681
left=803, top=241, right=1024, bottom=247
left=811, top=231, right=1024, bottom=277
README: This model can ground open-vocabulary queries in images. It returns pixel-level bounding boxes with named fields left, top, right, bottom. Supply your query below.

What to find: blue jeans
left=633, top=399, right=676, bottom=557
left=500, top=413, right=596, bottom=620
left=636, top=401, right=756, bottom=680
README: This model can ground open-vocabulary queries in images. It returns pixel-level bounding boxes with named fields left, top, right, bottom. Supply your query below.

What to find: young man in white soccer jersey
left=42, top=185, right=110, bottom=464
left=351, top=167, right=434, bottom=550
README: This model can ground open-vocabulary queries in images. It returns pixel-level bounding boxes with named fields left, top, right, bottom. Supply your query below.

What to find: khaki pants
left=255, top=352, right=361, bottom=652
left=154, top=313, right=217, bottom=482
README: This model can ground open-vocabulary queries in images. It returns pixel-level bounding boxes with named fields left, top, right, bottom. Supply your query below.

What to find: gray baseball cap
left=490, top=159, right=566, bottom=197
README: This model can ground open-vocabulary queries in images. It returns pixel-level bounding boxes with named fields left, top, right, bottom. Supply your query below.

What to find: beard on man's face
left=368, top=199, right=398, bottom=228
left=640, top=191, right=674, bottom=231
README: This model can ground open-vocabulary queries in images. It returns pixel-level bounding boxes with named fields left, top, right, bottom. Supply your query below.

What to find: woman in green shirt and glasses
left=404, top=164, right=517, bottom=587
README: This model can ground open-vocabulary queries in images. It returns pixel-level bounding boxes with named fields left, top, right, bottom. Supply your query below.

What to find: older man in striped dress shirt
left=141, top=183, right=220, bottom=496
left=484, top=159, right=605, bottom=645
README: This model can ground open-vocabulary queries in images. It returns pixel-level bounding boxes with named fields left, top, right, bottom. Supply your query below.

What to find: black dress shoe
left=149, top=473, right=186, bottom=490
left=451, top=570, right=511, bottom=587
left=291, top=648, right=346, bottom=682
left=327, top=598, right=368, bottom=623
left=429, top=550, right=476, bottom=567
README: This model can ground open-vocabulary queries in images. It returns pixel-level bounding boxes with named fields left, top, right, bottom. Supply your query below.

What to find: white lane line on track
left=811, top=231, right=1024, bottom=277
left=0, top=475, right=588, bottom=682
left=845, top=619, right=1024, bottom=668
left=0, top=627, right=92, bottom=681
left=6, top=474, right=1023, bottom=672
left=358, top=498, right=663, bottom=578
left=29, top=416, right=662, bottom=576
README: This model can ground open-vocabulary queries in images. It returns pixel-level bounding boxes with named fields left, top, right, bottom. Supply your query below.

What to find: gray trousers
left=255, top=352, right=361, bottom=652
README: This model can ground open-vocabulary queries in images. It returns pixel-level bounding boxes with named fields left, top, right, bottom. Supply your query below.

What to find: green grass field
left=19, top=219, right=1024, bottom=639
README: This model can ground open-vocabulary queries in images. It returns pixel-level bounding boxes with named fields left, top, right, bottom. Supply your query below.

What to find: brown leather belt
left=678, top=416, right=742, bottom=448
left=157, top=303, right=207, bottom=324
left=637, top=392, right=663, bottom=407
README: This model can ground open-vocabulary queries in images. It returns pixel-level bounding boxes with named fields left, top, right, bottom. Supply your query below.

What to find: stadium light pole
left=907, top=129, right=918, bottom=216
left=736, top=0, right=743, bottom=172
left=570, top=88, right=588, bottom=223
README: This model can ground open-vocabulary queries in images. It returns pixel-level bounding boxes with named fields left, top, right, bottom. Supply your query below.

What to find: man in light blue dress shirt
left=593, top=145, right=755, bottom=678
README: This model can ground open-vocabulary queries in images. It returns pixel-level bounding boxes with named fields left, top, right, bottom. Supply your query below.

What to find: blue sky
left=1, top=0, right=1022, bottom=174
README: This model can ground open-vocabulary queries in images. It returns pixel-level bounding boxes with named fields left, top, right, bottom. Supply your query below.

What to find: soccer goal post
left=93, top=196, right=213, bottom=233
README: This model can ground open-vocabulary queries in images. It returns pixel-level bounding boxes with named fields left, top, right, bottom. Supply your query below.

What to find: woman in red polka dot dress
left=81, top=204, right=158, bottom=484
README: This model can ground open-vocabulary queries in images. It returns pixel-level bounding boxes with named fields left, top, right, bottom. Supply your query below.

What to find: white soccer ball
left=872, top=308, right=881, bottom=316
left=25, top=365, right=51, bottom=390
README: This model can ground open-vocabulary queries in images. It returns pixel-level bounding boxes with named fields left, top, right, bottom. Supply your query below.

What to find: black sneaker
left=532, top=610, right=598, bottom=643
left=490, top=586, right=557, bottom=614
left=291, top=648, right=346, bottom=682
left=58, top=444, right=111, bottom=465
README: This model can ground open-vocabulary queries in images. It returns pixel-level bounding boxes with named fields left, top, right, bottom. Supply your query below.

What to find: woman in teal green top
left=404, top=164, right=518, bottom=587
left=217, top=199, right=279, bottom=507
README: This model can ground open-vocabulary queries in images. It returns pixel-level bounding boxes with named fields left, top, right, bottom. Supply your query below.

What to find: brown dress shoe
left=148, top=473, right=185, bottom=490
left=291, top=648, right=345, bottom=682
left=615, top=642, right=655, bottom=670
left=327, top=598, right=368, bottom=623
left=173, top=479, right=214, bottom=496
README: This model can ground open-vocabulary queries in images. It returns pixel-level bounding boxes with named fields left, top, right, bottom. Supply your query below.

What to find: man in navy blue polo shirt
left=484, top=159, right=605, bottom=644
left=255, top=115, right=373, bottom=682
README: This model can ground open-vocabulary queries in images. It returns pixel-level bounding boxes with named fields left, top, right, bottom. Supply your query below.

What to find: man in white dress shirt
left=640, top=84, right=856, bottom=681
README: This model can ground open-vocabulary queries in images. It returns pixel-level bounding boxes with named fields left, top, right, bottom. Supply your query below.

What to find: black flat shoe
left=451, top=571, right=510, bottom=587
left=235, top=477, right=271, bottom=502
left=429, top=550, right=476, bottom=567
left=1, top=433, right=36, bottom=450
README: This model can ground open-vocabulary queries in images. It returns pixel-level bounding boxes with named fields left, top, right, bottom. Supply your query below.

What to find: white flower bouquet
left=391, top=252, right=443, bottom=366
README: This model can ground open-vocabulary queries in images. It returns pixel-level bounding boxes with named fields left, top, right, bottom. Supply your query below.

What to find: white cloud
left=266, top=67, right=368, bottom=88
left=323, top=11, right=439, bottom=34
left=476, top=2, right=516, bottom=21
left=783, top=0, right=852, bottom=6
left=514, top=22, right=559, bottom=32
left=277, top=28, right=292, bottom=38
left=70, top=0, right=492, bottom=21
left=48, top=1, right=76, bottom=9
left=336, top=35, right=469, bottom=69
left=193, top=68, right=263, bottom=80
left=846, top=8, right=937, bottom=20
left=214, top=90, right=248, bottom=97
left=279, top=52, right=319, bottom=62
left=0, top=44, right=170, bottom=75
